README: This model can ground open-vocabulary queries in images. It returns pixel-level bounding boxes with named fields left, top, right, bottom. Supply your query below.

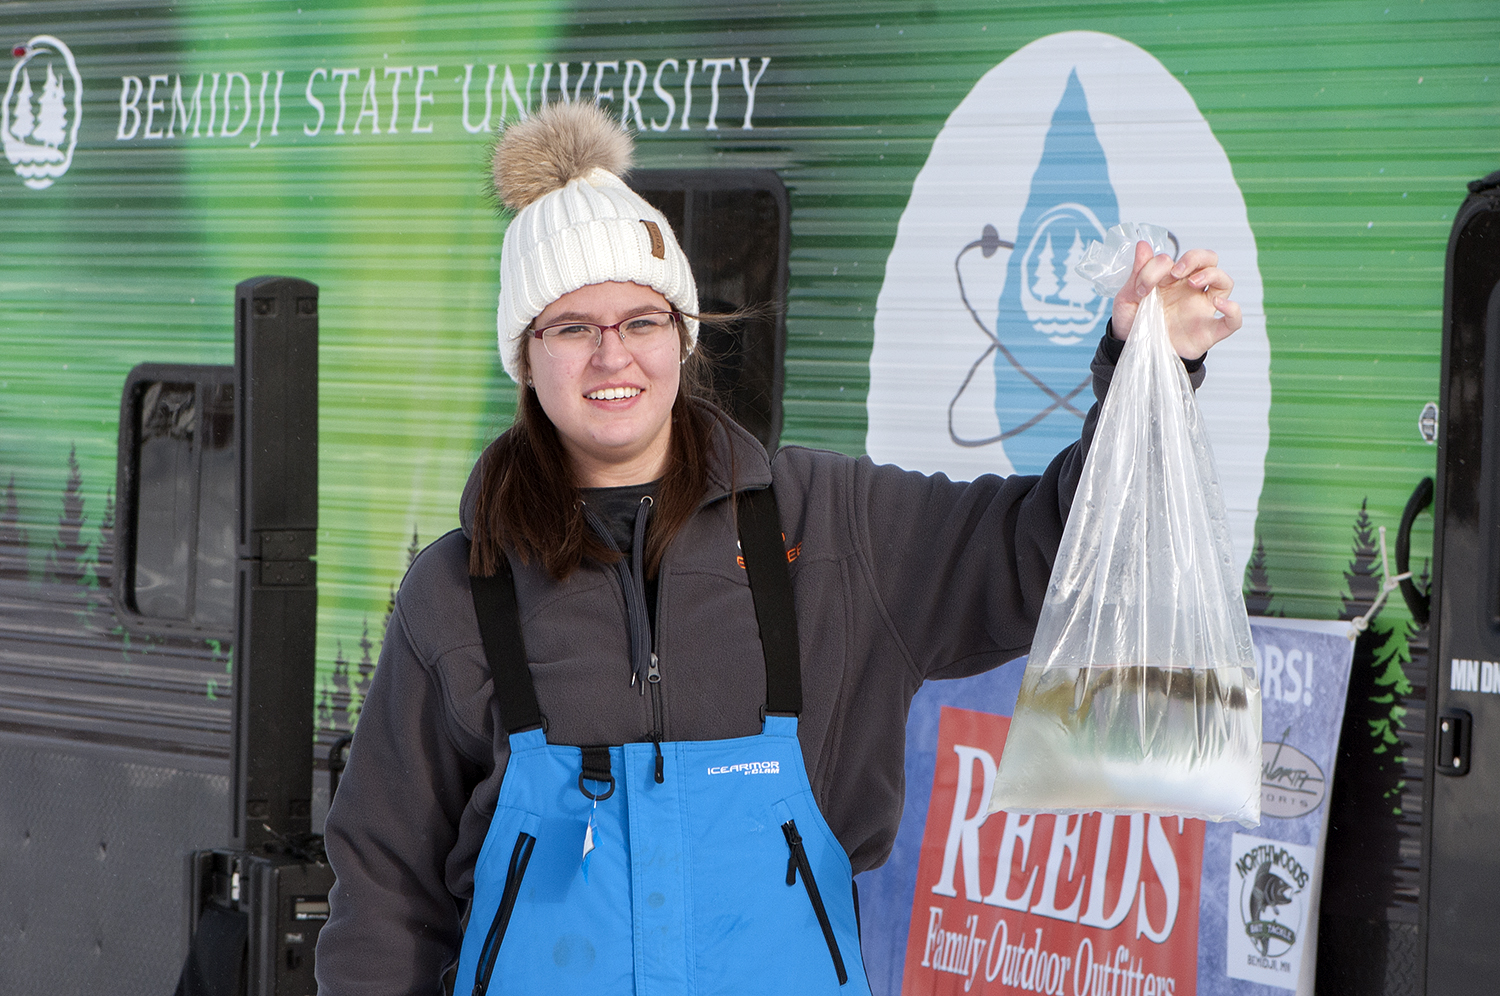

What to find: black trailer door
left=1424, top=169, right=1500, bottom=991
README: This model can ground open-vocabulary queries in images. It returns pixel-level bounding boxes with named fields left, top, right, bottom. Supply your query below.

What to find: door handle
left=1396, top=476, right=1433, bottom=626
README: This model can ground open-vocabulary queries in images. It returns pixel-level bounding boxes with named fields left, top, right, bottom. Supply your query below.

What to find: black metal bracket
left=1435, top=708, right=1472, bottom=777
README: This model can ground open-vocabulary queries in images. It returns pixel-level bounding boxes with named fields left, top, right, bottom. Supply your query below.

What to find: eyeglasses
left=532, top=310, right=679, bottom=361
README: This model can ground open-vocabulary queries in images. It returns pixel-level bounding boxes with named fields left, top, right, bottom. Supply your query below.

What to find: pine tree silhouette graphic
left=1340, top=499, right=1381, bottom=623
left=10, top=69, right=36, bottom=141
left=1243, top=536, right=1280, bottom=617
left=1321, top=498, right=1411, bottom=920
left=0, top=473, right=29, bottom=581
left=44, top=444, right=88, bottom=588
left=32, top=65, right=68, bottom=157
left=331, top=640, right=352, bottom=732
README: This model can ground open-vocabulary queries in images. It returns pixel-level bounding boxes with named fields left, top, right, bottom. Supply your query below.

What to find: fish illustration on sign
left=1247, top=860, right=1297, bottom=955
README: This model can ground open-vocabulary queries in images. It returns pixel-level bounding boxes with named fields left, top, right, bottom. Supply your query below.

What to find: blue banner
left=855, top=617, right=1354, bottom=996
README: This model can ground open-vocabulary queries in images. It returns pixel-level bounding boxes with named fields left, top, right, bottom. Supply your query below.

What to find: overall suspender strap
left=466, top=484, right=802, bottom=734
left=737, top=486, right=803, bottom=717
left=469, top=555, right=545, bottom=735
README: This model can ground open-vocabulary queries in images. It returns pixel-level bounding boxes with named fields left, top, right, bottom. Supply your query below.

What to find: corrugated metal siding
left=0, top=2, right=1495, bottom=993
left=0, top=0, right=1495, bottom=754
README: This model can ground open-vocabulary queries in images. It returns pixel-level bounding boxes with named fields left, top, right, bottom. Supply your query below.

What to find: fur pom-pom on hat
left=492, top=102, right=633, bottom=211
left=492, top=103, right=699, bottom=383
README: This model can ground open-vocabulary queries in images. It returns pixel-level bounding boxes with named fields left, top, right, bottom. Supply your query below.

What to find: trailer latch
left=1435, top=709, right=1471, bottom=776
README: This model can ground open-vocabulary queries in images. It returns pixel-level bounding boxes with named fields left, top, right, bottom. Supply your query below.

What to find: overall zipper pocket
left=472, top=831, right=537, bottom=996
left=782, top=819, right=850, bottom=986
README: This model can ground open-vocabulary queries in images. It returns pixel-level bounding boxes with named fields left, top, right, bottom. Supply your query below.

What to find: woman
left=316, top=102, right=1241, bottom=995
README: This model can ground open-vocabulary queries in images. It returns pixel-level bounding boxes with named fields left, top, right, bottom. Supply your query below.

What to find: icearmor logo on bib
left=4, top=36, right=82, bottom=190
left=706, top=761, right=780, bottom=776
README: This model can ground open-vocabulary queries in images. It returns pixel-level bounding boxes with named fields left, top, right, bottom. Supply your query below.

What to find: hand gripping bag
left=989, top=224, right=1261, bottom=825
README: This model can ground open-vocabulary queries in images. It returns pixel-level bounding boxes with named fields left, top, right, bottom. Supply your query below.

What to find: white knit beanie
left=491, top=102, right=699, bottom=383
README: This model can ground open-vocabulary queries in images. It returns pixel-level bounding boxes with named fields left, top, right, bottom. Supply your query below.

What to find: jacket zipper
left=581, top=500, right=665, bottom=782
left=781, top=820, right=850, bottom=986
left=472, top=831, right=536, bottom=996
left=648, top=652, right=664, bottom=783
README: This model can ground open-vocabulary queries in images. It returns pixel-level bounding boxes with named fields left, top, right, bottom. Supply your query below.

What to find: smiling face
left=525, top=281, right=684, bottom=488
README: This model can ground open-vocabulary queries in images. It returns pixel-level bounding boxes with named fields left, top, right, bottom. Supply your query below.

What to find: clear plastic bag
left=989, top=225, right=1261, bottom=825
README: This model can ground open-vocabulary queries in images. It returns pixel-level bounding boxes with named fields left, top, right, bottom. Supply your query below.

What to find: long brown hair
left=468, top=320, right=723, bottom=581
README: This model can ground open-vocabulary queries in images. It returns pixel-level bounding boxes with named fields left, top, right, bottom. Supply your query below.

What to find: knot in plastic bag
left=1072, top=222, right=1176, bottom=297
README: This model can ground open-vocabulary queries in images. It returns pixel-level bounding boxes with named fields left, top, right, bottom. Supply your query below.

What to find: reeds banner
left=0, top=1, right=1494, bottom=992
left=856, top=618, right=1354, bottom=996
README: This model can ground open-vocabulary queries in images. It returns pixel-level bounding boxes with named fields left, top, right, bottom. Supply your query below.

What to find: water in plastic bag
left=989, top=226, right=1261, bottom=825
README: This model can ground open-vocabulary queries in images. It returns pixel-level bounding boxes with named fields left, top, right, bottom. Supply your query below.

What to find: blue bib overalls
left=456, top=488, right=871, bottom=995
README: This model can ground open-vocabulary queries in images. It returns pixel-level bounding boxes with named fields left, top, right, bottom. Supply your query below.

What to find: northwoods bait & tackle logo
left=1226, top=833, right=1314, bottom=989
left=4, top=36, right=81, bottom=189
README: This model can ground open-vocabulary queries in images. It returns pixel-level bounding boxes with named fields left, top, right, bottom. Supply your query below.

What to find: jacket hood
left=458, top=399, right=773, bottom=539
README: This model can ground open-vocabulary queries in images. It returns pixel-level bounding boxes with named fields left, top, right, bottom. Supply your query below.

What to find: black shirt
left=580, top=480, right=660, bottom=558
left=580, top=480, right=662, bottom=637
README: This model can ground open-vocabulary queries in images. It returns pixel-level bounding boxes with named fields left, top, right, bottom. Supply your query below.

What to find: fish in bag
left=989, top=223, right=1261, bottom=825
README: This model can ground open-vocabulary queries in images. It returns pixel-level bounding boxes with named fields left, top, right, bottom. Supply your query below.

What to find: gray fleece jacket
left=317, top=333, right=1200, bottom=995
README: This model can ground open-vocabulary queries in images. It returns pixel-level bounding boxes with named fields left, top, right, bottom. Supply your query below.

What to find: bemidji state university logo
left=4, top=36, right=82, bottom=190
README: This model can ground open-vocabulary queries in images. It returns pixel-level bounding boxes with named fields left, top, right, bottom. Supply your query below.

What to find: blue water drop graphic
left=993, top=68, right=1119, bottom=473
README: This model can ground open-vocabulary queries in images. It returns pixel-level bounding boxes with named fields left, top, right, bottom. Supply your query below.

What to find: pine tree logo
left=4, top=36, right=82, bottom=190
left=1018, top=203, right=1110, bottom=345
